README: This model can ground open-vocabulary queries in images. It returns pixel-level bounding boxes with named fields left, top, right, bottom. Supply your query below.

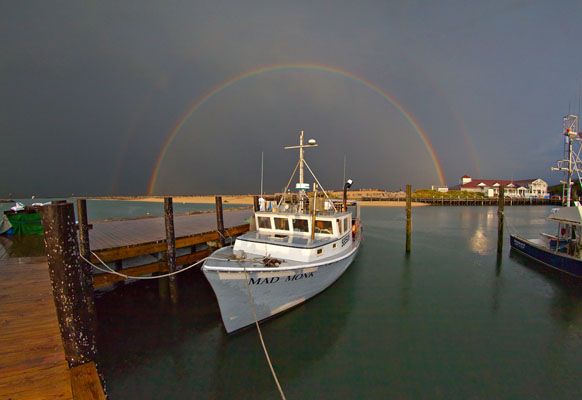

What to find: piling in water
left=164, top=197, right=178, bottom=303
left=40, top=202, right=97, bottom=368
left=406, top=184, right=412, bottom=253
left=215, top=196, right=225, bottom=247
left=76, top=198, right=97, bottom=332
left=497, top=186, right=504, bottom=254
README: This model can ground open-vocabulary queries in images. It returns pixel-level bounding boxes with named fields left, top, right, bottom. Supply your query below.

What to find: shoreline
left=83, top=196, right=428, bottom=207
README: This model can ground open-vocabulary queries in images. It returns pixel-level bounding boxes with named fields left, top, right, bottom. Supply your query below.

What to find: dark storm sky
left=2, top=1, right=582, bottom=197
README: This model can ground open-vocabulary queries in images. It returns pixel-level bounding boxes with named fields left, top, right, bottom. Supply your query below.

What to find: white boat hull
left=203, top=243, right=359, bottom=333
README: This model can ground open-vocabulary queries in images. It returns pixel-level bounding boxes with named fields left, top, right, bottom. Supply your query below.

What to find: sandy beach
left=112, top=195, right=428, bottom=207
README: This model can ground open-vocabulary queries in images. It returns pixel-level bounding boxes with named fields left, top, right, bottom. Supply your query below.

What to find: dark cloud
left=1, top=1, right=581, bottom=197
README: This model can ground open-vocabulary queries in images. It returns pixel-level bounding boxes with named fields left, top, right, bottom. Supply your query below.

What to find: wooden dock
left=0, top=258, right=105, bottom=399
left=87, top=208, right=253, bottom=288
left=0, top=200, right=253, bottom=399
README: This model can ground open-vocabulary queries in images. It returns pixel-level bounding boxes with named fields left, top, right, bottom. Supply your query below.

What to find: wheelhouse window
left=293, top=218, right=309, bottom=233
left=315, top=220, right=333, bottom=234
left=343, top=218, right=349, bottom=233
left=258, top=216, right=272, bottom=229
left=274, top=217, right=289, bottom=231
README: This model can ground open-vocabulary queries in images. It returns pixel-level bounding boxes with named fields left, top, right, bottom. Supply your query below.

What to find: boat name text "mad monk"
left=249, top=272, right=314, bottom=285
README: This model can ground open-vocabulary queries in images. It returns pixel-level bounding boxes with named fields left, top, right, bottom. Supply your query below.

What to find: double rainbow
left=148, top=63, right=446, bottom=194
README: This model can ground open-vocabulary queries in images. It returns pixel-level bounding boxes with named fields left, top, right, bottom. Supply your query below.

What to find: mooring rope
left=238, top=259, right=287, bottom=400
left=80, top=252, right=211, bottom=280
left=503, top=211, right=520, bottom=236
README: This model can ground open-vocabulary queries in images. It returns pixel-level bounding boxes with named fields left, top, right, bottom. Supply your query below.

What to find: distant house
left=431, top=185, right=449, bottom=193
left=450, top=175, right=548, bottom=198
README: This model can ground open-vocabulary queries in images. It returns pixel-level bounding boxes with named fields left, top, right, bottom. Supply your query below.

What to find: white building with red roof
left=450, top=175, right=548, bottom=198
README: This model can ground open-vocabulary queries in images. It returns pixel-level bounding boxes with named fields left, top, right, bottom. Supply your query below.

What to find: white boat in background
left=510, top=115, right=582, bottom=277
left=202, top=131, right=363, bottom=333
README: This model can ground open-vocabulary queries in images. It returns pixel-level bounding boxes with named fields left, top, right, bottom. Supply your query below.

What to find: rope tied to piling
left=80, top=252, right=211, bottom=280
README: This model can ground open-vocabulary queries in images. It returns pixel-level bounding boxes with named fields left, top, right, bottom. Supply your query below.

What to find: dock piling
left=39, top=202, right=97, bottom=367
left=497, top=186, right=504, bottom=254
left=164, top=197, right=178, bottom=304
left=215, top=196, right=225, bottom=247
left=406, top=184, right=412, bottom=253
left=76, top=198, right=97, bottom=332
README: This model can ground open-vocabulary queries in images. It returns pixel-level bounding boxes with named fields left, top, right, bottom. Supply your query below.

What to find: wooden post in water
left=253, top=195, right=259, bottom=212
left=164, top=197, right=178, bottom=304
left=215, top=196, right=225, bottom=247
left=406, top=184, right=412, bottom=253
left=497, top=186, right=504, bottom=254
left=75, top=198, right=97, bottom=332
left=76, top=199, right=90, bottom=259
left=40, top=202, right=97, bottom=367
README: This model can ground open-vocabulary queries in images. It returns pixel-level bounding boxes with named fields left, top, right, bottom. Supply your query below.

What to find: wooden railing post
left=215, top=196, right=225, bottom=247
left=40, top=202, right=96, bottom=367
left=164, top=197, right=178, bottom=303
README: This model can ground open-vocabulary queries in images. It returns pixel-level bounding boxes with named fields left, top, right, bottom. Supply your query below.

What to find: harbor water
left=93, top=205, right=582, bottom=399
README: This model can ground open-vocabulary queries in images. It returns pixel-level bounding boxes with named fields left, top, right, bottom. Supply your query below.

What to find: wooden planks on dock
left=70, top=362, right=105, bottom=400
left=0, top=258, right=73, bottom=399
left=89, top=208, right=252, bottom=250
left=88, top=208, right=252, bottom=262
left=0, top=259, right=105, bottom=400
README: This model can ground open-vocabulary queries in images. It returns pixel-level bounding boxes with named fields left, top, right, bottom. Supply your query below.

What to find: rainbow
left=148, top=63, right=446, bottom=194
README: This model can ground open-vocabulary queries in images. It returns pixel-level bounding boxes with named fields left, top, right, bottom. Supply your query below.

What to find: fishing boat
left=202, top=131, right=363, bottom=333
left=510, top=115, right=582, bottom=277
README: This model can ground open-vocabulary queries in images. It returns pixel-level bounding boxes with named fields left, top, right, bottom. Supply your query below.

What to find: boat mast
left=284, top=131, right=318, bottom=213
left=300, top=131, right=305, bottom=187
left=553, top=115, right=579, bottom=207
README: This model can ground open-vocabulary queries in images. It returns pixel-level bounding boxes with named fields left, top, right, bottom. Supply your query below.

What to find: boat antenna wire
left=238, top=260, right=287, bottom=400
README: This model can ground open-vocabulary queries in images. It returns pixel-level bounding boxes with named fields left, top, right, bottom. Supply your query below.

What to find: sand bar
left=90, top=195, right=427, bottom=207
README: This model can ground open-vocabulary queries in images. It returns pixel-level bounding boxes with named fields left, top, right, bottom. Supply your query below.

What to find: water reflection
left=0, top=234, right=45, bottom=258
left=96, top=263, right=357, bottom=399
left=400, top=253, right=413, bottom=310
left=457, top=208, right=498, bottom=256
left=469, top=229, right=491, bottom=256
left=510, top=250, right=582, bottom=328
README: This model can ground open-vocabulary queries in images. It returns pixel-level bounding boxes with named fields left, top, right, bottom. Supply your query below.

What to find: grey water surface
left=91, top=205, right=582, bottom=399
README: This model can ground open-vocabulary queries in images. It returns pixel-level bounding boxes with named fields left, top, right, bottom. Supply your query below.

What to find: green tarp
left=6, top=212, right=43, bottom=235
